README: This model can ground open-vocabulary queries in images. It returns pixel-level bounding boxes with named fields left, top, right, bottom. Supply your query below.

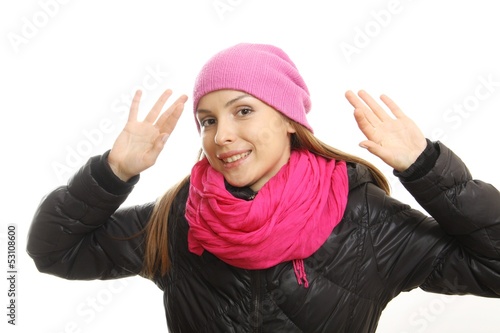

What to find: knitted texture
left=193, top=43, right=313, bottom=132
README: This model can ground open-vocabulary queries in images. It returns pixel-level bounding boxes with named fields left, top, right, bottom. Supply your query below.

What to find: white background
left=2, top=0, right=500, bottom=332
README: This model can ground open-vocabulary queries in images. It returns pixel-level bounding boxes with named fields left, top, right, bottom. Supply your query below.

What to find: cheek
left=254, top=127, right=274, bottom=145
left=201, top=140, right=220, bottom=168
left=200, top=132, right=213, bottom=149
left=253, top=120, right=289, bottom=146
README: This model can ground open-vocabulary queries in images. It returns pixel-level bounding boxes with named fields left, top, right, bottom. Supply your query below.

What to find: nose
left=214, top=119, right=235, bottom=146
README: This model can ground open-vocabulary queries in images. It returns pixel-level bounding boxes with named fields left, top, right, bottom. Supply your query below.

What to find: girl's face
left=196, top=90, right=296, bottom=191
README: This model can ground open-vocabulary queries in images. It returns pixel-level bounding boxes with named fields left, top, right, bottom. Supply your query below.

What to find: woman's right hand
left=108, top=89, right=188, bottom=181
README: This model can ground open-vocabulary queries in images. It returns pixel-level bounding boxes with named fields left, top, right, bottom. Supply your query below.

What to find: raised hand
left=345, top=90, right=427, bottom=172
left=108, top=89, right=188, bottom=181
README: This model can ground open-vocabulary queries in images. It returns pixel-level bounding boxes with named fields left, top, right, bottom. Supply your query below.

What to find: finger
left=144, top=89, right=173, bottom=123
left=345, top=90, right=365, bottom=109
left=128, top=90, right=142, bottom=122
left=380, top=94, right=406, bottom=119
left=167, top=94, right=189, bottom=111
left=346, top=90, right=382, bottom=128
left=151, top=103, right=185, bottom=156
left=154, top=94, right=188, bottom=126
left=358, top=90, right=393, bottom=122
left=156, top=98, right=186, bottom=134
left=150, top=134, right=169, bottom=158
left=359, top=140, right=390, bottom=163
left=152, top=93, right=187, bottom=127
left=353, top=108, right=375, bottom=134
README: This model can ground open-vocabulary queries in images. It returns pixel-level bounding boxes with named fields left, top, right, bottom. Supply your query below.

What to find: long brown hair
left=141, top=122, right=390, bottom=279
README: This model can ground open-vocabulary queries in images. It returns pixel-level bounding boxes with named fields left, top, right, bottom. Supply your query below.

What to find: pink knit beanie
left=193, top=43, right=313, bottom=132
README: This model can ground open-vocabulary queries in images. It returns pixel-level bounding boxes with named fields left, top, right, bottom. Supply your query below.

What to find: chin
left=225, top=179, right=251, bottom=188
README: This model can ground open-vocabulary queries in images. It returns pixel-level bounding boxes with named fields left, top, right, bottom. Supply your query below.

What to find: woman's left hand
left=345, top=90, right=427, bottom=172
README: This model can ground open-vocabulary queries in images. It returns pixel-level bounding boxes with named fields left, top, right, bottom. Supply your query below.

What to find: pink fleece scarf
left=185, top=150, right=349, bottom=287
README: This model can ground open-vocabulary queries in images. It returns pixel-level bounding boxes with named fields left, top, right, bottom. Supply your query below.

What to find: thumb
left=359, top=140, right=386, bottom=159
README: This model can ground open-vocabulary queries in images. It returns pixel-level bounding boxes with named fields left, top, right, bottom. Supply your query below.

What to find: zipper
left=250, top=270, right=262, bottom=333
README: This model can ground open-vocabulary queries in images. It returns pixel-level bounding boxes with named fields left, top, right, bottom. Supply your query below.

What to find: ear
left=285, top=120, right=296, bottom=134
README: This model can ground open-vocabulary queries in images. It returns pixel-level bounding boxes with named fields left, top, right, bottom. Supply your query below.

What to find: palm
left=345, top=90, right=427, bottom=172
left=108, top=89, right=188, bottom=181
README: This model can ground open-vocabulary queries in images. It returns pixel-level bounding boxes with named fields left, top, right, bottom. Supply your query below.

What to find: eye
left=200, top=117, right=216, bottom=128
left=237, top=107, right=253, bottom=116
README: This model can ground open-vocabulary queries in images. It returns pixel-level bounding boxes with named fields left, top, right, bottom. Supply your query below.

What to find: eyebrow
left=225, top=94, right=251, bottom=107
left=196, top=94, right=252, bottom=115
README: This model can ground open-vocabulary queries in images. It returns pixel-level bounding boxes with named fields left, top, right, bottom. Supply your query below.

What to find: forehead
left=196, top=90, right=254, bottom=111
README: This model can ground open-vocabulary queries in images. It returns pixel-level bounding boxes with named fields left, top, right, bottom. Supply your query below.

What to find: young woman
left=27, top=43, right=500, bottom=332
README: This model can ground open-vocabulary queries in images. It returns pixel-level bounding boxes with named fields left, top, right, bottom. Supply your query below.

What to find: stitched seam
left=345, top=183, right=369, bottom=330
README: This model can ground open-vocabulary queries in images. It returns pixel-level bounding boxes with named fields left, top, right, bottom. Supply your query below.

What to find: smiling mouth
left=221, top=151, right=251, bottom=163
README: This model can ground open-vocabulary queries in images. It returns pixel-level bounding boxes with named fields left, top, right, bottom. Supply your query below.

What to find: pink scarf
left=185, top=150, right=349, bottom=287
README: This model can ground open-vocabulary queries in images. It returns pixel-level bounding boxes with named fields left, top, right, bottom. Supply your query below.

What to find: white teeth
left=223, top=152, right=250, bottom=163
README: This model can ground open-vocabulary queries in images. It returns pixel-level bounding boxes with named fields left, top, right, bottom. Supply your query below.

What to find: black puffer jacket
left=27, top=142, right=500, bottom=332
